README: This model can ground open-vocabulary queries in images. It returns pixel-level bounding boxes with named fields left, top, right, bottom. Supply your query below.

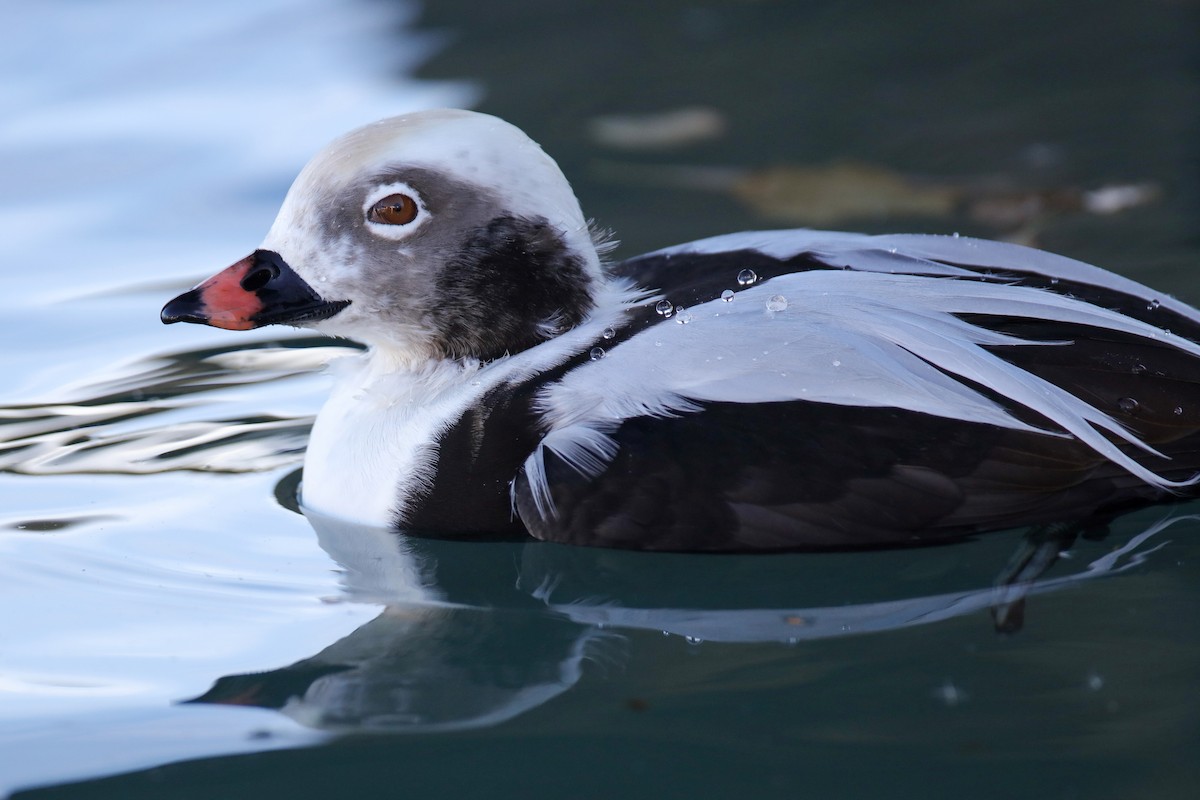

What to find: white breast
left=300, top=355, right=479, bottom=526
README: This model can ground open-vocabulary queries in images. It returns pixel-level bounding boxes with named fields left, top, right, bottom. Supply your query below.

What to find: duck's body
left=163, top=110, right=1200, bottom=551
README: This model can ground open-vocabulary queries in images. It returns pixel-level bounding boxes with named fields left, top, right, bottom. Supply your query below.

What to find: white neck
left=300, top=353, right=478, bottom=526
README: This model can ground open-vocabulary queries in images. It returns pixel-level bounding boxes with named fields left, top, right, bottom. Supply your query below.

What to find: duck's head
left=162, top=109, right=603, bottom=363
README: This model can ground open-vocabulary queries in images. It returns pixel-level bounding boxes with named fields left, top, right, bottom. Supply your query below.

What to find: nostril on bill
left=240, top=264, right=279, bottom=292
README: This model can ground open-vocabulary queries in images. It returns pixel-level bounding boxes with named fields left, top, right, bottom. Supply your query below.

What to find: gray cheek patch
left=313, top=167, right=593, bottom=360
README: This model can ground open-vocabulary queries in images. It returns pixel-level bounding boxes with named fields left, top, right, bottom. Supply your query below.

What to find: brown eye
left=368, top=193, right=419, bottom=225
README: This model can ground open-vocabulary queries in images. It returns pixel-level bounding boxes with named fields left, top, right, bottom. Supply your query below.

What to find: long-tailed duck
left=162, top=109, right=1200, bottom=551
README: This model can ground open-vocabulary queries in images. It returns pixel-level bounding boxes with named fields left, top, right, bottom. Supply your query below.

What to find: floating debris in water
left=593, top=155, right=1161, bottom=244
left=933, top=680, right=968, bottom=707
left=587, top=106, right=726, bottom=151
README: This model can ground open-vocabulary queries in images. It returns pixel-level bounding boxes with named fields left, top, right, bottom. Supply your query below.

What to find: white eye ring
left=363, top=181, right=428, bottom=240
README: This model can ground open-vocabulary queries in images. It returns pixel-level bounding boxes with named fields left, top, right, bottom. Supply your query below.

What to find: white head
left=163, top=110, right=603, bottom=364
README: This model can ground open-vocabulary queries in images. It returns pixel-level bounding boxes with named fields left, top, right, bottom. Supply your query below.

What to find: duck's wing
left=512, top=232, right=1200, bottom=551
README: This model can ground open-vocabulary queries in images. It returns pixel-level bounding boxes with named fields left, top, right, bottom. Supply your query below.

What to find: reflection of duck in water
left=188, top=603, right=599, bottom=733
left=164, top=109, right=1200, bottom=551
left=187, top=510, right=602, bottom=733
left=187, top=510, right=1191, bottom=731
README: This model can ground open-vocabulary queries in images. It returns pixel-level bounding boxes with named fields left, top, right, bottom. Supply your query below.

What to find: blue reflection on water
left=0, top=0, right=474, bottom=792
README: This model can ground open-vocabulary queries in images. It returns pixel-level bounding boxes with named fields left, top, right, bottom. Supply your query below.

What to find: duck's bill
left=160, top=250, right=350, bottom=331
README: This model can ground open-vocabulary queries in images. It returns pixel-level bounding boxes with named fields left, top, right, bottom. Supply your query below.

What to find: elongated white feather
left=524, top=267, right=1200, bottom=515
left=654, top=229, right=1196, bottom=320
left=521, top=423, right=620, bottom=518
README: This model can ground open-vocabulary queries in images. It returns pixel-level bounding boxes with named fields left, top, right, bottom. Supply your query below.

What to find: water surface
left=1, top=1, right=1197, bottom=797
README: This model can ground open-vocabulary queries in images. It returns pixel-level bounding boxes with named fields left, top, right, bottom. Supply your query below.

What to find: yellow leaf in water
left=732, top=162, right=961, bottom=226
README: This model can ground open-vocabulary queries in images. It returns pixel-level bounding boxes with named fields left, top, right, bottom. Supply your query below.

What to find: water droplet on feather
left=655, top=300, right=674, bottom=316
left=765, top=294, right=788, bottom=312
left=736, top=269, right=758, bottom=286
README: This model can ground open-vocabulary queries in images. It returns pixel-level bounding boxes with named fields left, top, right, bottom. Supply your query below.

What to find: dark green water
left=18, top=514, right=1200, bottom=800
left=5, top=0, right=1199, bottom=798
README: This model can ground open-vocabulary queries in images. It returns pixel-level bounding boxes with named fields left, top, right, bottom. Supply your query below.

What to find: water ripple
left=0, top=338, right=357, bottom=475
